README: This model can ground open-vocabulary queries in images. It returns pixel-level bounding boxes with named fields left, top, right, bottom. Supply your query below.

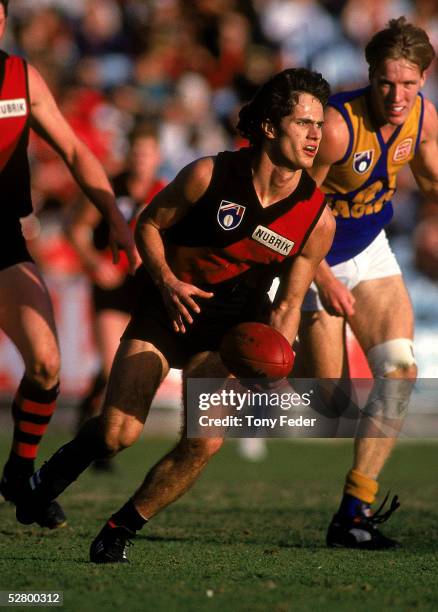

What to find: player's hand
left=159, top=276, right=214, bottom=333
left=108, top=222, right=140, bottom=274
left=317, top=277, right=355, bottom=317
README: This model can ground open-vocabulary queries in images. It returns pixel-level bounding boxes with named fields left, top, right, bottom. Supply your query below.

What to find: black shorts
left=92, top=273, right=139, bottom=314
left=122, top=268, right=271, bottom=369
left=0, top=216, right=34, bottom=271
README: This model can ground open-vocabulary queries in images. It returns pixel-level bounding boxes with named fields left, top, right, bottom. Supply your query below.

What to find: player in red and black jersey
left=0, top=0, right=137, bottom=527
left=16, top=68, right=335, bottom=561
left=67, top=122, right=164, bottom=463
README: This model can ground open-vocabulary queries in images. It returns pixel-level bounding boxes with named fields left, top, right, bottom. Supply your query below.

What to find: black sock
left=3, top=454, right=34, bottom=478
left=109, top=500, right=147, bottom=532
left=33, top=418, right=107, bottom=500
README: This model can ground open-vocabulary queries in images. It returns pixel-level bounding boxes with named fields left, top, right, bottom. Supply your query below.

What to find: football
left=219, top=322, right=294, bottom=379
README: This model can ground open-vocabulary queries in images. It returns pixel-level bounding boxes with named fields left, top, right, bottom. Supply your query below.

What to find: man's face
left=269, top=93, right=324, bottom=170
left=370, top=58, right=425, bottom=126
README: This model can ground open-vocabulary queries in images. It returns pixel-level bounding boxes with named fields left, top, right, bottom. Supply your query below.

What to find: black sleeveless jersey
left=164, top=148, right=326, bottom=286
left=0, top=50, right=32, bottom=219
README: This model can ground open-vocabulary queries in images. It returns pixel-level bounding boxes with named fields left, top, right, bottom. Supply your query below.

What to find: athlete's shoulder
left=302, top=205, right=335, bottom=258
left=172, top=155, right=216, bottom=204
left=183, top=155, right=216, bottom=182
left=419, top=97, right=438, bottom=142
left=328, top=86, right=369, bottom=109
left=317, top=205, right=336, bottom=235
left=313, top=104, right=351, bottom=171
left=182, top=148, right=245, bottom=187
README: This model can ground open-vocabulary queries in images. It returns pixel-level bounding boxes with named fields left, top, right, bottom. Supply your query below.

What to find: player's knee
left=27, top=351, right=61, bottom=389
left=365, top=339, right=416, bottom=419
left=184, top=437, right=224, bottom=459
left=203, top=437, right=224, bottom=456
left=367, top=338, right=416, bottom=378
left=102, top=426, right=142, bottom=455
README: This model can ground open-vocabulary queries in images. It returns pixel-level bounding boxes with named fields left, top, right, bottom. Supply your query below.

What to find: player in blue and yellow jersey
left=15, top=68, right=335, bottom=563
left=300, top=17, right=438, bottom=549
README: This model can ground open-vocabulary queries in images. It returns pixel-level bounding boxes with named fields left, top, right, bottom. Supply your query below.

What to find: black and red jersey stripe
left=0, top=50, right=32, bottom=219
left=164, top=148, right=325, bottom=286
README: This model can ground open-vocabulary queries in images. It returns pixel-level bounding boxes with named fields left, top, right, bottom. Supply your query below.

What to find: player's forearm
left=269, top=302, right=301, bottom=344
left=135, top=221, right=175, bottom=286
left=313, top=258, right=336, bottom=289
left=64, top=143, right=123, bottom=225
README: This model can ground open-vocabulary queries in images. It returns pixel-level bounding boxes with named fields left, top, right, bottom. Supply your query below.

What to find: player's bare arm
left=307, top=107, right=356, bottom=317
left=27, top=64, right=137, bottom=273
left=135, top=158, right=215, bottom=333
left=312, top=258, right=356, bottom=317
left=269, top=206, right=335, bottom=342
left=410, top=98, right=438, bottom=200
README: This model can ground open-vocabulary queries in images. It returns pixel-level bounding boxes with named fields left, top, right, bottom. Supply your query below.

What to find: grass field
left=0, top=432, right=437, bottom=612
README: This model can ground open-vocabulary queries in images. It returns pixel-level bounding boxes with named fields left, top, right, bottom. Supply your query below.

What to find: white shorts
left=302, top=230, right=402, bottom=312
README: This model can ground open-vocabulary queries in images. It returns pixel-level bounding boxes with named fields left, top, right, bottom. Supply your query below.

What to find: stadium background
left=1, top=0, right=438, bottom=399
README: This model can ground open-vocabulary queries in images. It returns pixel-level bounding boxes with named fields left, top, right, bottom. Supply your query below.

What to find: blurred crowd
left=2, top=0, right=438, bottom=271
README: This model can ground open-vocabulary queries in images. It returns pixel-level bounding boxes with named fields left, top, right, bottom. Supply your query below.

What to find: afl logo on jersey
left=353, top=150, right=374, bottom=174
left=217, top=200, right=246, bottom=230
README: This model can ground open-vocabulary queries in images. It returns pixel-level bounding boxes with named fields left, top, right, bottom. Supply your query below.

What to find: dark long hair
left=236, top=68, right=331, bottom=146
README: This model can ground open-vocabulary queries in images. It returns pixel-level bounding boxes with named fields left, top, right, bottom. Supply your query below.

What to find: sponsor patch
left=393, top=137, right=413, bottom=162
left=251, top=225, right=294, bottom=255
left=353, top=150, right=374, bottom=174
left=0, top=98, right=27, bottom=119
left=217, top=200, right=246, bottom=230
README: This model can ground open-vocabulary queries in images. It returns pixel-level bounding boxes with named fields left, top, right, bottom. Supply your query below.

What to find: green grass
left=0, top=434, right=437, bottom=612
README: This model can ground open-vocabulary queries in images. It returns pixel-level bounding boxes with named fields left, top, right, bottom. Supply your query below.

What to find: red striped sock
left=6, top=378, right=59, bottom=475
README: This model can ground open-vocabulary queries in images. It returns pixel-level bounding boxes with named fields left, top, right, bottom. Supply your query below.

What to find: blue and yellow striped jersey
left=323, top=86, right=424, bottom=265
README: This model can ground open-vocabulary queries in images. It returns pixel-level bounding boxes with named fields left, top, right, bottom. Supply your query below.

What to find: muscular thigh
left=0, top=262, right=59, bottom=367
left=349, top=275, right=414, bottom=353
left=297, top=310, right=348, bottom=378
left=101, top=339, right=170, bottom=438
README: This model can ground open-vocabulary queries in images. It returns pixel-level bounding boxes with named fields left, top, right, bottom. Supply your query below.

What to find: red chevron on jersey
left=165, top=149, right=325, bottom=286
left=0, top=55, right=30, bottom=173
